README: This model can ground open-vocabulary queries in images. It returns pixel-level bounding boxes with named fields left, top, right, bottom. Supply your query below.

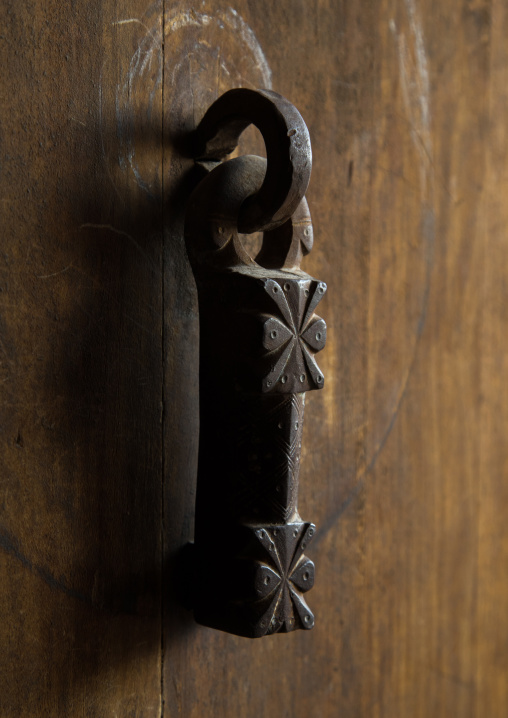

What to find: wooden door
left=2, top=1, right=508, bottom=716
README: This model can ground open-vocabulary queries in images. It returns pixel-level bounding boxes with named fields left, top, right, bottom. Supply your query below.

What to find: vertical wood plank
left=477, top=1, right=508, bottom=714
left=161, top=1, right=508, bottom=717
left=0, top=1, right=163, bottom=715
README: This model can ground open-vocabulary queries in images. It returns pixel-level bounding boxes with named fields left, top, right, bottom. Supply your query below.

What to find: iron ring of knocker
left=184, top=88, right=327, bottom=638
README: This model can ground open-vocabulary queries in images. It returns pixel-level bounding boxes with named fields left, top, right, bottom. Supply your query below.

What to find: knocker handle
left=185, top=89, right=326, bottom=638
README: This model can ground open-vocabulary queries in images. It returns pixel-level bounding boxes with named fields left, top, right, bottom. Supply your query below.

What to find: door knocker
left=185, top=88, right=326, bottom=637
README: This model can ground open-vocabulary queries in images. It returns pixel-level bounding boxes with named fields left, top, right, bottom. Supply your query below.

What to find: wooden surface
left=2, top=0, right=508, bottom=716
left=0, top=1, right=163, bottom=715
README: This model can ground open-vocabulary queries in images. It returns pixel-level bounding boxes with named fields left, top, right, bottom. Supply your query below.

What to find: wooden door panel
left=2, top=1, right=508, bottom=716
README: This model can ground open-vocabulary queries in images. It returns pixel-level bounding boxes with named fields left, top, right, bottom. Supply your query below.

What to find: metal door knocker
left=185, top=88, right=326, bottom=637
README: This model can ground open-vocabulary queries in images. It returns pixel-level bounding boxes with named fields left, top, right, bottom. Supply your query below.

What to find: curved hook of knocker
left=192, top=87, right=312, bottom=234
left=184, top=89, right=326, bottom=638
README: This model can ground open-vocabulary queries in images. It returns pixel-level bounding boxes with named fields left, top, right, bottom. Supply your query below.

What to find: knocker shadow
left=46, top=115, right=204, bottom=691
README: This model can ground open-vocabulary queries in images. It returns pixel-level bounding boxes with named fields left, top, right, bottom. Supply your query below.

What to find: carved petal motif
left=254, top=564, right=282, bottom=599
left=301, top=317, right=327, bottom=352
left=290, top=557, right=315, bottom=592
left=262, top=316, right=294, bottom=351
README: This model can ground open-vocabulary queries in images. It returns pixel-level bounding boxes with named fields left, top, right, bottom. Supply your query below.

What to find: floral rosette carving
left=261, top=278, right=327, bottom=394
left=251, top=522, right=315, bottom=636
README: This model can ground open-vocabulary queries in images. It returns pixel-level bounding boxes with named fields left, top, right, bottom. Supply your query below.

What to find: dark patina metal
left=185, top=88, right=326, bottom=638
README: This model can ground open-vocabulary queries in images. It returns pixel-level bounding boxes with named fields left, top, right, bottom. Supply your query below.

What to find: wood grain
left=0, top=1, right=163, bottom=715
left=2, top=0, right=508, bottom=716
